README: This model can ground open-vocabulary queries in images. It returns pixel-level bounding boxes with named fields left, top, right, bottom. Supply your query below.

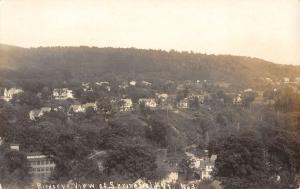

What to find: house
left=69, top=104, right=86, bottom=113
left=129, top=81, right=136, bottom=86
left=185, top=152, right=217, bottom=180
left=53, top=88, right=74, bottom=100
left=10, top=144, right=20, bottom=151
left=120, top=98, right=133, bottom=112
left=177, top=98, right=189, bottom=109
left=29, top=107, right=52, bottom=120
left=201, top=163, right=214, bottom=180
left=27, top=152, right=56, bottom=183
left=96, top=81, right=110, bottom=86
left=138, top=98, right=157, bottom=108
left=0, top=137, right=3, bottom=146
left=1, top=88, right=23, bottom=102
left=156, top=93, right=169, bottom=102
left=188, top=94, right=205, bottom=104
left=95, top=81, right=111, bottom=92
left=118, top=82, right=129, bottom=89
left=69, top=102, right=97, bottom=113
left=185, top=152, right=203, bottom=169
left=81, top=82, right=93, bottom=92
left=233, top=94, right=242, bottom=104
left=199, top=155, right=217, bottom=180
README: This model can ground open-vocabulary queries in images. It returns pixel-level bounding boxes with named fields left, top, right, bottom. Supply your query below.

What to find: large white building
left=27, top=152, right=56, bottom=183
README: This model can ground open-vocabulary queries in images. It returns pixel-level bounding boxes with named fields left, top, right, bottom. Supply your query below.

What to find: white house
left=138, top=98, right=157, bottom=108
left=200, top=155, right=217, bottom=180
left=177, top=98, right=189, bottom=109
left=185, top=152, right=203, bottom=169
left=53, top=88, right=74, bottom=100
left=69, top=105, right=86, bottom=113
left=96, top=81, right=110, bottom=86
left=10, top=144, right=20, bottom=151
left=1, top=88, right=23, bottom=102
left=69, top=102, right=97, bottom=113
left=118, top=83, right=129, bottom=89
left=156, top=93, right=169, bottom=102
left=188, top=94, right=205, bottom=104
left=201, top=164, right=214, bottom=180
left=81, top=82, right=93, bottom=92
left=233, top=94, right=242, bottom=104
left=120, top=98, right=133, bottom=112
left=29, top=107, right=52, bottom=120
left=129, top=81, right=136, bottom=86
left=186, top=152, right=217, bottom=180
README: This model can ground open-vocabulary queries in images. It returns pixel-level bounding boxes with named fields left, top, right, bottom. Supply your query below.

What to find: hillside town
left=2, top=76, right=300, bottom=121
left=1, top=75, right=300, bottom=188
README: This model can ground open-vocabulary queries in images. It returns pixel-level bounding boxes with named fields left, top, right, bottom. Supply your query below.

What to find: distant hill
left=1, top=44, right=300, bottom=88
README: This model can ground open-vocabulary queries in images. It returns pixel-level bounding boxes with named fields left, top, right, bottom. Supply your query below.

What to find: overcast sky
left=0, top=0, right=299, bottom=65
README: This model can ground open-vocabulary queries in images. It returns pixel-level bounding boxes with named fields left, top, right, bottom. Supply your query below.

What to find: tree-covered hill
left=1, top=44, right=300, bottom=89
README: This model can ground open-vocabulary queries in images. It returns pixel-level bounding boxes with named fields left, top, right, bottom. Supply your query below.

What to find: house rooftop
left=26, top=152, right=51, bottom=160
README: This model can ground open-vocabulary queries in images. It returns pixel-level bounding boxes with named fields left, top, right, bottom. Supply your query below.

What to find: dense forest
left=0, top=44, right=299, bottom=189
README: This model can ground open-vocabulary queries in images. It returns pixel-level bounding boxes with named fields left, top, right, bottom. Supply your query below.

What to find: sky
left=0, top=0, right=300, bottom=65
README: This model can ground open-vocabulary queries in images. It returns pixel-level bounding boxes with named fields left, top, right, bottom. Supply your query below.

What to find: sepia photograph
left=0, top=0, right=300, bottom=188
